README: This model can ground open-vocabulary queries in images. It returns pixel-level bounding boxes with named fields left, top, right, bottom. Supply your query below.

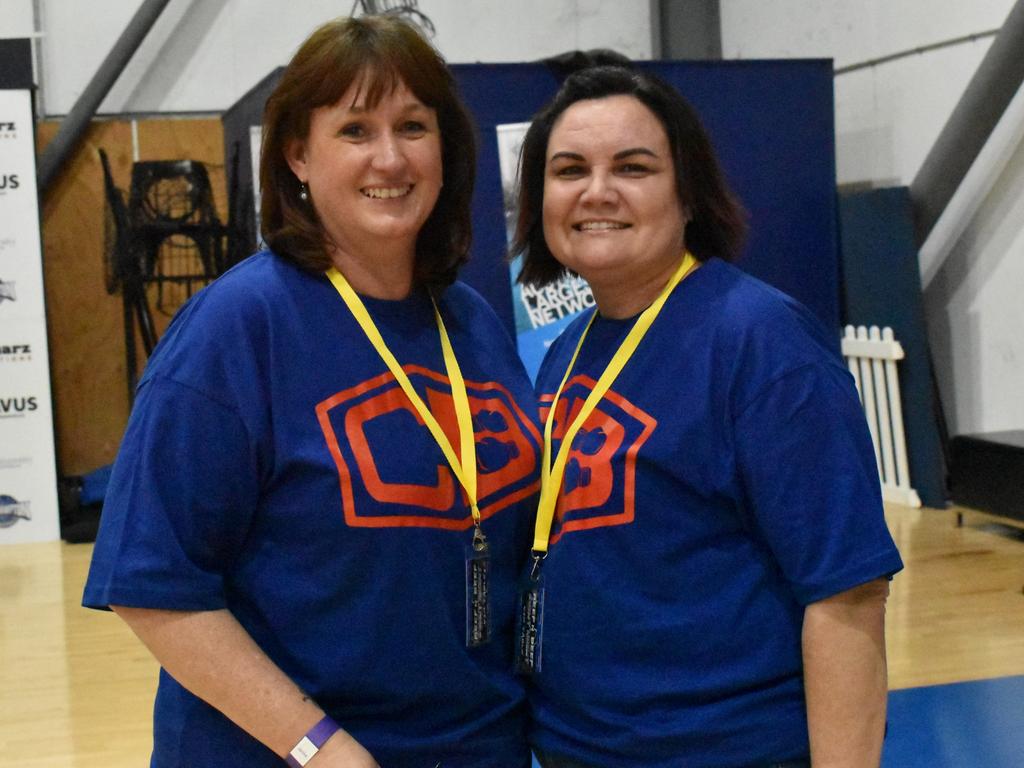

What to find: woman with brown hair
left=84, top=16, right=539, bottom=768
left=513, top=66, right=902, bottom=768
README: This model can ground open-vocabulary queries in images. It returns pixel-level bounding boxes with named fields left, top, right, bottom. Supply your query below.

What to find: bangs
left=344, top=62, right=406, bottom=109
left=350, top=46, right=449, bottom=112
left=285, top=17, right=450, bottom=115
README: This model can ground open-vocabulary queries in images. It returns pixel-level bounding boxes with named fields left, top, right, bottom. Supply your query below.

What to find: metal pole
left=37, top=0, right=172, bottom=194
left=909, top=0, right=1024, bottom=245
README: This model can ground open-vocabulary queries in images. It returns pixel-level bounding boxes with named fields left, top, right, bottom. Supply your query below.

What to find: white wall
left=923, top=86, right=1024, bottom=434
left=30, top=0, right=651, bottom=116
left=722, top=0, right=1024, bottom=437
left=721, top=0, right=1013, bottom=188
left=0, top=0, right=34, bottom=36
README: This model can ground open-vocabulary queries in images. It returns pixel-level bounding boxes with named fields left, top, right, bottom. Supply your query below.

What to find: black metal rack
left=99, top=149, right=235, bottom=402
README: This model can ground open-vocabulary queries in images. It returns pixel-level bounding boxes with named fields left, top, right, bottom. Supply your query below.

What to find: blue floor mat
left=884, top=676, right=1024, bottom=767
left=527, top=675, right=1024, bottom=766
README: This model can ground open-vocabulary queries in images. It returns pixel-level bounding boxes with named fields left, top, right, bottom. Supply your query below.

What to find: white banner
left=0, top=89, right=60, bottom=543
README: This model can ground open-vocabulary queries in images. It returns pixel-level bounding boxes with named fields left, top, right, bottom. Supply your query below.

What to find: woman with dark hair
left=512, top=66, right=902, bottom=768
left=84, top=16, right=539, bottom=768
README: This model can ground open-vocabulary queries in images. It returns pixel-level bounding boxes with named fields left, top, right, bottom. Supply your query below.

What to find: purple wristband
left=285, top=715, right=340, bottom=768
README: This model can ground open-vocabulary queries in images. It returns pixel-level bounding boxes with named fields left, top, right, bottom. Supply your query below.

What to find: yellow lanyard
left=326, top=268, right=485, bottom=547
left=532, top=252, right=698, bottom=557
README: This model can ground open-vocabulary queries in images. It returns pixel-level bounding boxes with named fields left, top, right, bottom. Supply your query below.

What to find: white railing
left=841, top=325, right=922, bottom=508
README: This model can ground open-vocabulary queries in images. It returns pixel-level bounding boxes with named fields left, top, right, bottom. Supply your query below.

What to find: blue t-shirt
left=529, top=258, right=903, bottom=768
left=83, top=251, right=541, bottom=768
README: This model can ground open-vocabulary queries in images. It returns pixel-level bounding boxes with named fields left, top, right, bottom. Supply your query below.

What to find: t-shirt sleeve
left=82, top=374, right=261, bottom=611
left=734, top=362, right=904, bottom=605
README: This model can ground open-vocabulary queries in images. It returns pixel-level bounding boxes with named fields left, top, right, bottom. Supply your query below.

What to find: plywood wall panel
left=38, top=118, right=226, bottom=476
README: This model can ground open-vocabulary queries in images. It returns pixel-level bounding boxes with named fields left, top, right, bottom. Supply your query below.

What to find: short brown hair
left=513, top=66, right=747, bottom=287
left=260, top=16, right=476, bottom=288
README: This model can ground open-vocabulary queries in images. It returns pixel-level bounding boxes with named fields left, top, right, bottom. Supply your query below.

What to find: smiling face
left=286, top=77, right=443, bottom=272
left=542, top=95, right=689, bottom=312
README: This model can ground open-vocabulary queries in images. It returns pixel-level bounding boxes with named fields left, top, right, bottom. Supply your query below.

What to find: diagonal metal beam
left=38, top=0, right=171, bottom=194
left=910, top=0, right=1024, bottom=245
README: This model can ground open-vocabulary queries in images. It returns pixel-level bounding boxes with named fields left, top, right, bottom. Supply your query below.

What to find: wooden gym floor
left=2, top=503, right=1023, bottom=767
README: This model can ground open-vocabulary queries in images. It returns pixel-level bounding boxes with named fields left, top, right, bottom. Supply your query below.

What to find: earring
left=299, top=182, right=309, bottom=201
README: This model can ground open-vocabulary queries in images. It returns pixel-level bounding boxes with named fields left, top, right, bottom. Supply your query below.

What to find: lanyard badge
left=514, top=551, right=546, bottom=674
left=326, top=268, right=490, bottom=648
left=466, top=530, right=491, bottom=647
left=516, top=252, right=699, bottom=674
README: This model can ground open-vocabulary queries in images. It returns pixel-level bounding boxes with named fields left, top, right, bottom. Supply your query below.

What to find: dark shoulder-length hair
left=260, top=15, right=476, bottom=288
left=513, top=65, right=747, bottom=288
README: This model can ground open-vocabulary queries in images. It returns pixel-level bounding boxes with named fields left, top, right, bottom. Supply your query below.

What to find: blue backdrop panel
left=839, top=187, right=947, bottom=508
left=450, top=59, right=840, bottom=339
